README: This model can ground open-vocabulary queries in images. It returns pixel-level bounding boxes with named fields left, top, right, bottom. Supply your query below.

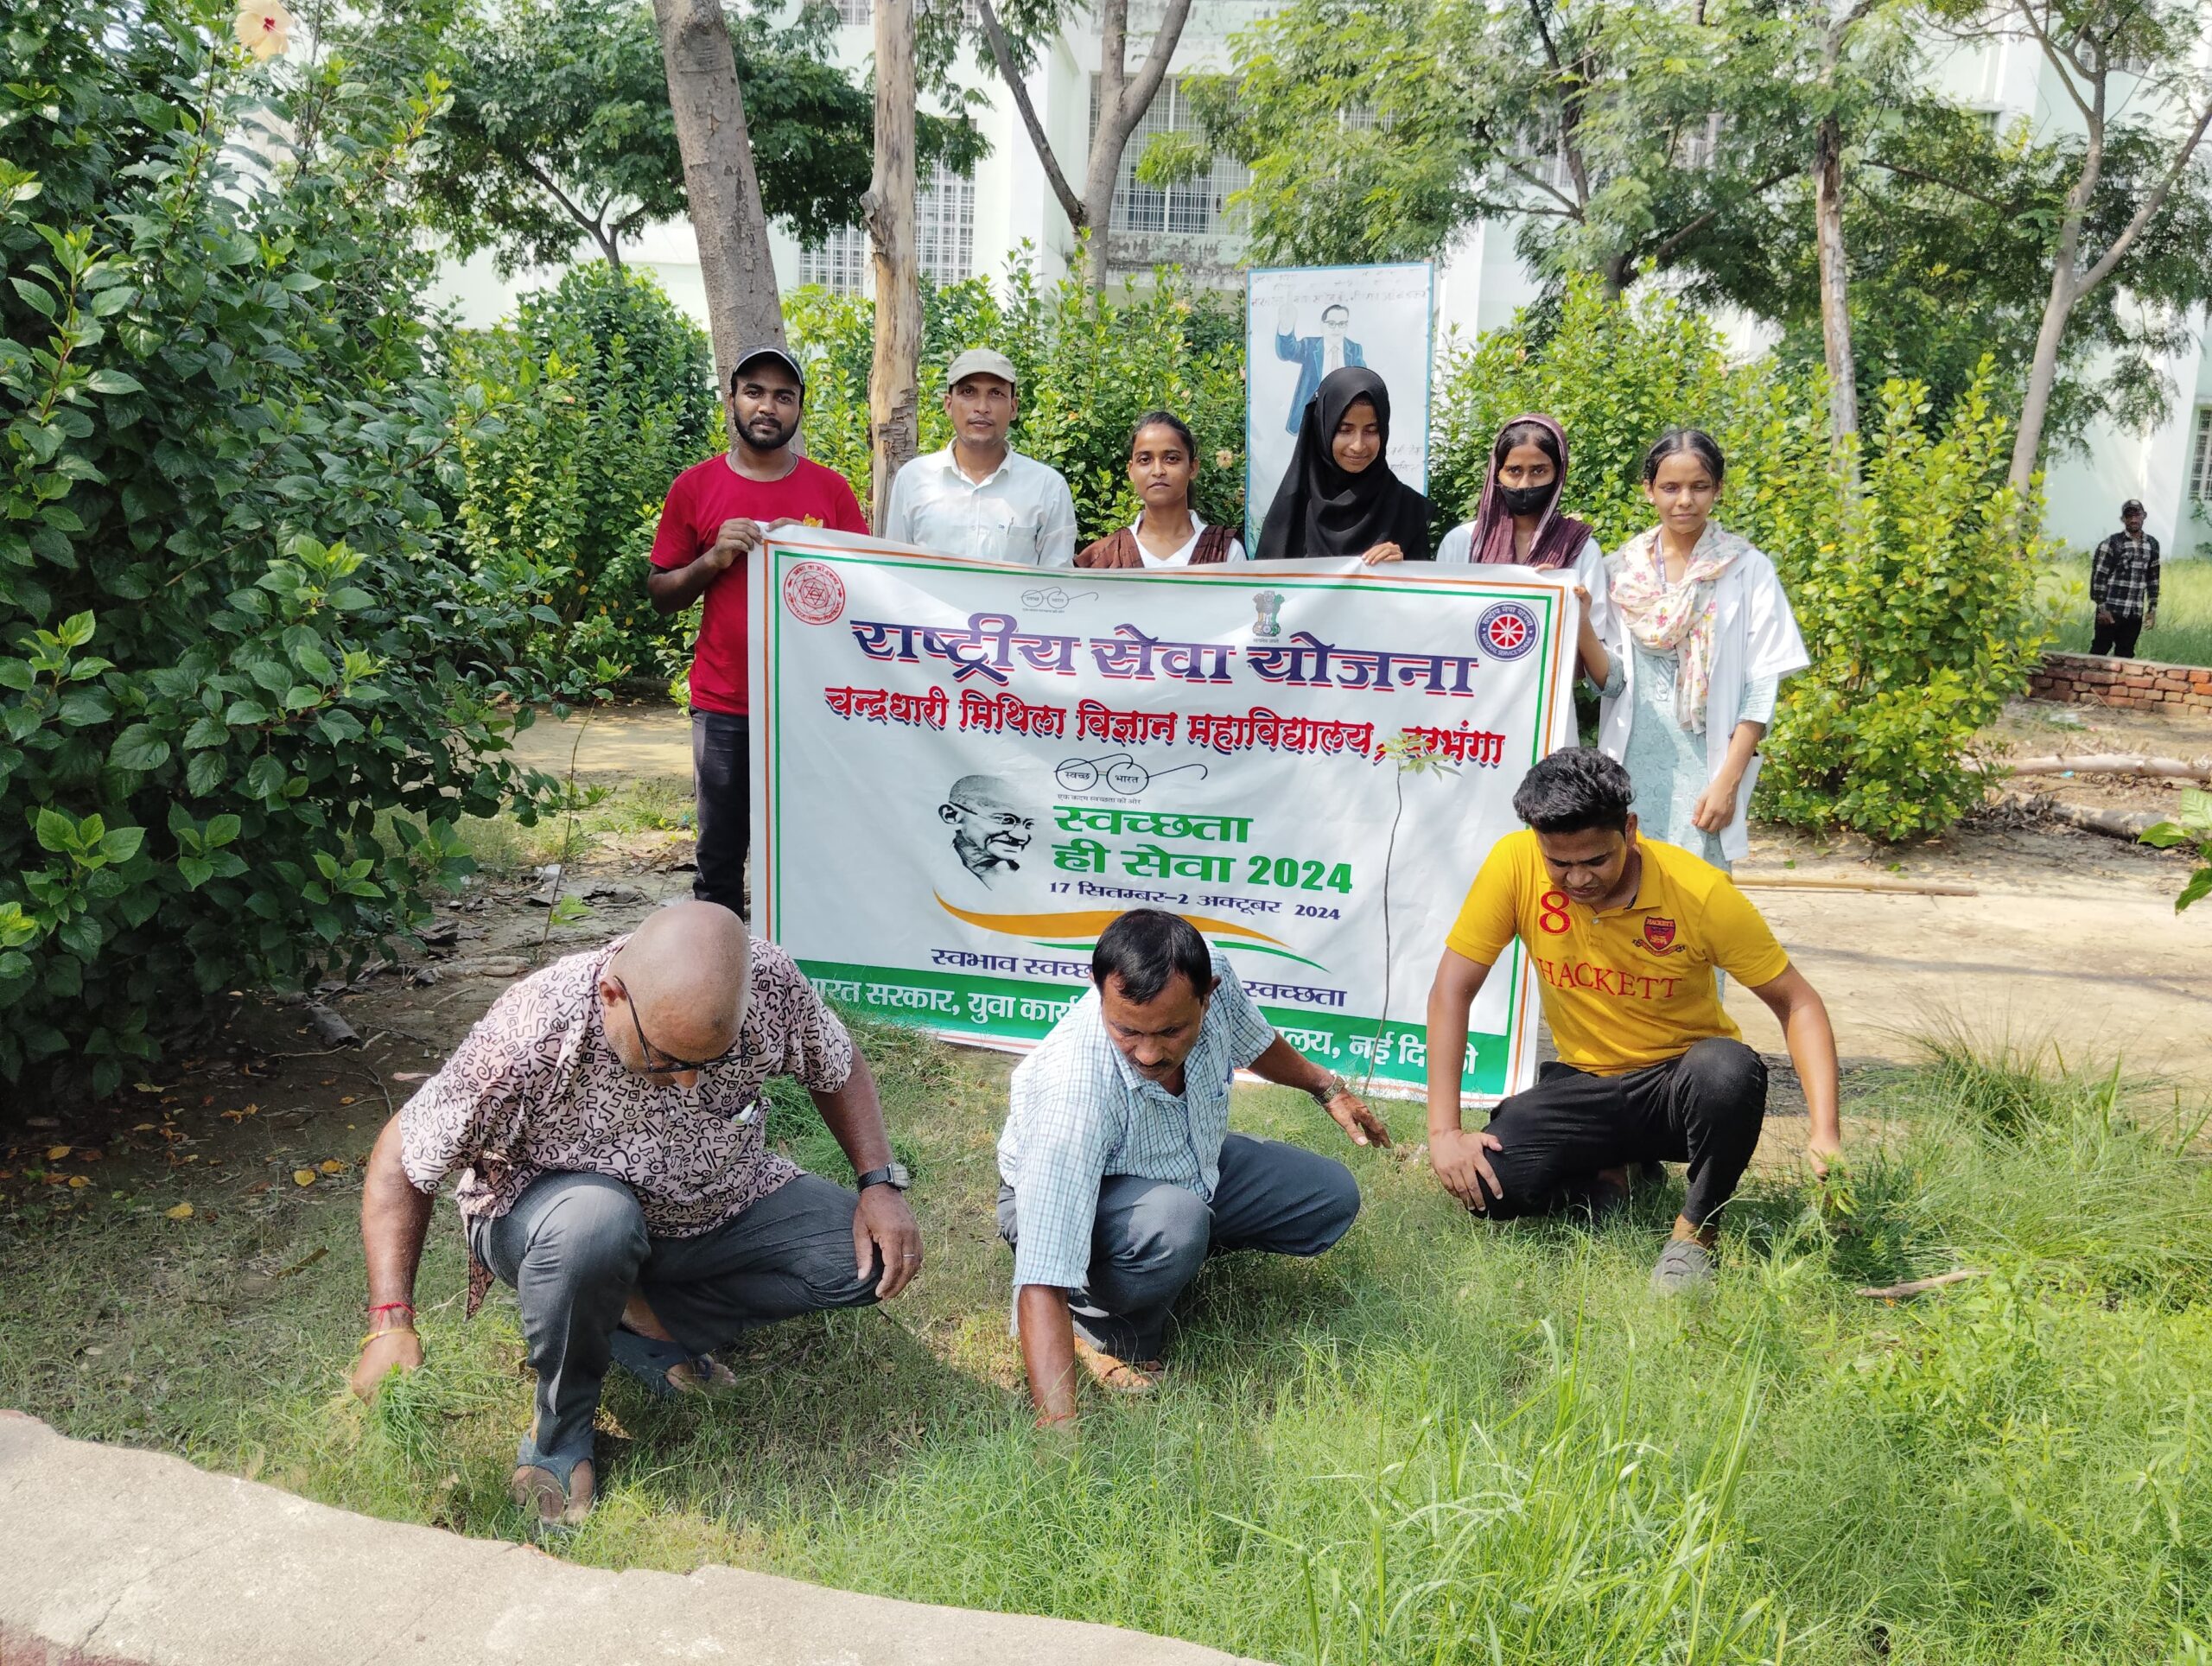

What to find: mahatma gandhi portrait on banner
left=938, top=775, right=1036, bottom=890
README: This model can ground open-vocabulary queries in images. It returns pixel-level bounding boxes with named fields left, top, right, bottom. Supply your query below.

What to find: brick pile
left=2027, top=652, right=2212, bottom=715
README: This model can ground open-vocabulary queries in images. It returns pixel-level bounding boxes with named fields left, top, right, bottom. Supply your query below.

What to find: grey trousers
left=469, top=1171, right=879, bottom=1466
left=996, top=1132, right=1361, bottom=1362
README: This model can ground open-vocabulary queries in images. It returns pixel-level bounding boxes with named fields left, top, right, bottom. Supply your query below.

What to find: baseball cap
left=945, top=347, right=1018, bottom=390
left=731, top=344, right=804, bottom=389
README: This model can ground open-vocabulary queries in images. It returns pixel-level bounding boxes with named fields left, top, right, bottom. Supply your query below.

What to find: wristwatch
left=855, top=1162, right=912, bottom=1193
left=1307, top=1071, right=1351, bottom=1108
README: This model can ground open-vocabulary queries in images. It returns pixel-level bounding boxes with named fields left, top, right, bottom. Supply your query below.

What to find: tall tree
left=420, top=0, right=983, bottom=277
left=867, top=0, right=924, bottom=525
left=1809, top=2, right=1891, bottom=446
left=973, top=0, right=1197, bottom=290
left=1963, top=0, right=2212, bottom=493
left=1190, top=0, right=1805, bottom=297
left=652, top=0, right=785, bottom=385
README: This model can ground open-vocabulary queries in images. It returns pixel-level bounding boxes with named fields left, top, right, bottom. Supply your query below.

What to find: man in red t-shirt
left=649, top=345, right=868, bottom=914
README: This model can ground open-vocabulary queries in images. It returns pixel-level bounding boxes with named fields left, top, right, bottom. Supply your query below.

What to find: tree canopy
left=417, top=0, right=987, bottom=273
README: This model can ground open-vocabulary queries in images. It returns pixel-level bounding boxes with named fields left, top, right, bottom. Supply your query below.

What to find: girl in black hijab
left=1255, top=366, right=1433, bottom=563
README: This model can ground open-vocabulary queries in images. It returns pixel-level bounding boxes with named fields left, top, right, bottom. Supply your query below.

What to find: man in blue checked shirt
left=997, top=909, right=1391, bottom=1426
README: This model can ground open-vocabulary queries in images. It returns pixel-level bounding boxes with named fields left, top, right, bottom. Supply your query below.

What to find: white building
left=432, top=0, right=2210, bottom=557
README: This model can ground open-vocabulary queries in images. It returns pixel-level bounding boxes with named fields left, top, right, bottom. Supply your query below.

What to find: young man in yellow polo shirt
left=1425, top=748, right=1840, bottom=1290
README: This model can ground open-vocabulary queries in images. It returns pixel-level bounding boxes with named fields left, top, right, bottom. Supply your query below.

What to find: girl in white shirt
left=1075, top=412, right=1246, bottom=568
left=1435, top=412, right=1611, bottom=684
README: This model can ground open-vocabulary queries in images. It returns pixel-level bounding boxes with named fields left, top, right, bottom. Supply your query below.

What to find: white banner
left=749, top=531, right=1577, bottom=1103
left=1246, top=262, right=1435, bottom=551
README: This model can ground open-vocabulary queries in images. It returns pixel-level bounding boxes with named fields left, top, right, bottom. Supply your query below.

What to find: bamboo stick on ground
left=1972, top=753, right=2212, bottom=780
left=1733, top=875, right=1980, bottom=897
left=1855, top=1269, right=1989, bottom=1300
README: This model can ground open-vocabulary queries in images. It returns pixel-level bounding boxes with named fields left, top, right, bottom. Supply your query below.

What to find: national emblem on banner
left=1476, top=601, right=1538, bottom=661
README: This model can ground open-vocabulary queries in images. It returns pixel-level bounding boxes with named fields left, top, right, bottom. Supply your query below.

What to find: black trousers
left=1474, top=1038, right=1768, bottom=1229
left=2089, top=614, right=2143, bottom=657
left=690, top=709, right=748, bottom=916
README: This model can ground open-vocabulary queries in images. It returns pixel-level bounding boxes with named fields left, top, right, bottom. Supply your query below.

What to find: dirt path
left=510, top=699, right=2210, bottom=1091
left=10, top=705, right=2203, bottom=1226
left=511, top=701, right=694, bottom=780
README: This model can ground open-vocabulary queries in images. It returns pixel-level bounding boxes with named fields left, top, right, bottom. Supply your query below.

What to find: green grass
left=3, top=1026, right=2209, bottom=1663
left=2041, top=556, right=2212, bottom=666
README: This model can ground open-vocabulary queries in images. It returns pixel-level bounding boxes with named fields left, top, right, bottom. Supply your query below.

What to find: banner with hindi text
left=749, top=532, right=1578, bottom=1103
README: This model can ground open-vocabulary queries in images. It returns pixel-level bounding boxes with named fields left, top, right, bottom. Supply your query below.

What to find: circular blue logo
left=1476, top=601, right=1539, bottom=661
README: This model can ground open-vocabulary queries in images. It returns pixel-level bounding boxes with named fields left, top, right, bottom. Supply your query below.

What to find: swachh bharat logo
left=1476, top=601, right=1539, bottom=661
left=782, top=562, right=846, bottom=626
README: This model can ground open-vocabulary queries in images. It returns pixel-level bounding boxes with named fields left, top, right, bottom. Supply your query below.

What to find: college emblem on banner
left=1476, top=601, right=1539, bottom=661
left=782, top=562, right=846, bottom=626
left=1642, top=916, right=1678, bottom=954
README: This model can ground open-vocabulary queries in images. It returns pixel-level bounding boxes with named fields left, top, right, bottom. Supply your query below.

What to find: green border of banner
left=755, top=539, right=1565, bottom=1103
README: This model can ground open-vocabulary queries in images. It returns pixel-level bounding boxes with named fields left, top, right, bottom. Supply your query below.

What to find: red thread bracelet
left=367, top=1302, right=415, bottom=1318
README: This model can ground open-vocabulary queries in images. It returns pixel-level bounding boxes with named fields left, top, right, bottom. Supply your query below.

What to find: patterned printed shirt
left=996, top=952, right=1276, bottom=1291
left=2090, top=531, right=2161, bottom=619
left=399, top=935, right=853, bottom=1313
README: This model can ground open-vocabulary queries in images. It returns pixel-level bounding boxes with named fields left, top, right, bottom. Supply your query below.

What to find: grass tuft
left=3, top=1021, right=2208, bottom=1662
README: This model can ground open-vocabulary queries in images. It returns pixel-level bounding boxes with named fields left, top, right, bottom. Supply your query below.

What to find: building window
left=1091, top=75, right=1249, bottom=241
left=794, top=162, right=975, bottom=293
left=831, top=0, right=868, bottom=22
left=797, top=226, right=868, bottom=293
left=916, top=161, right=976, bottom=283
left=2190, top=405, right=2212, bottom=502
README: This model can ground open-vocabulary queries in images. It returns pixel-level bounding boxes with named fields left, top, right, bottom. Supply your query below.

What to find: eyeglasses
left=608, top=974, right=741, bottom=1074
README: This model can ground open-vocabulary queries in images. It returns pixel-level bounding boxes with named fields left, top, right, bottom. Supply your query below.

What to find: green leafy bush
left=1748, top=370, right=2057, bottom=841
left=448, top=264, right=719, bottom=686
left=1431, top=278, right=1749, bottom=542
left=786, top=251, right=1249, bottom=540
left=1429, top=283, right=2054, bottom=842
left=0, top=1, right=550, bottom=1095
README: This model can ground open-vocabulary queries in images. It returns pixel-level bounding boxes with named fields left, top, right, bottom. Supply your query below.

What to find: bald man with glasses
left=348, top=902, right=920, bottom=1529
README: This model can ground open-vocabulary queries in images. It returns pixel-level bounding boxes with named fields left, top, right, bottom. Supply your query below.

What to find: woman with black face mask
left=1437, top=413, right=1611, bottom=683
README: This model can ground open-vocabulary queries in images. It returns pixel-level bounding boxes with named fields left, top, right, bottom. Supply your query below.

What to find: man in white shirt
left=881, top=348, right=1078, bottom=568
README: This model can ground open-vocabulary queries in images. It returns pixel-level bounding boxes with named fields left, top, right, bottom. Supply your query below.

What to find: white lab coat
left=1596, top=531, right=1809, bottom=864
left=1434, top=525, right=1616, bottom=654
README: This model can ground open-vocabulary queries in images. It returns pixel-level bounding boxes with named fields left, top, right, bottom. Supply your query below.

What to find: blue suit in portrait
left=1275, top=327, right=1367, bottom=433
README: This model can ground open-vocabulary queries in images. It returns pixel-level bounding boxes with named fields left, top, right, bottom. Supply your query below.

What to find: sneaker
left=1651, top=1239, right=1715, bottom=1294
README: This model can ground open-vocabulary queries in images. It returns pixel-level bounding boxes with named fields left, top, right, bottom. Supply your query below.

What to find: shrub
left=1430, top=278, right=1751, bottom=544
left=1749, top=368, right=2058, bottom=841
left=1430, top=285, right=2053, bottom=842
left=0, top=1, right=551, bottom=1095
left=786, top=251, right=1249, bottom=540
left=448, top=264, right=719, bottom=686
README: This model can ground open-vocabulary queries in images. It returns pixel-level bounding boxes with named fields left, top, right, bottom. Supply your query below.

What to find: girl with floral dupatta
left=1590, top=429, right=1808, bottom=872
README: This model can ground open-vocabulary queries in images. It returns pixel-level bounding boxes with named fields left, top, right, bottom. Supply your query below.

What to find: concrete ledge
left=0, top=1413, right=1262, bottom=1666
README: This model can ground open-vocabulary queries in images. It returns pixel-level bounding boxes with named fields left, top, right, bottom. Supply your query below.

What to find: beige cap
left=945, top=347, right=1018, bottom=390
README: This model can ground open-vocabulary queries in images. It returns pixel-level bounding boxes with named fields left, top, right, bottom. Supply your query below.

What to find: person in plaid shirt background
left=2090, top=499, right=2161, bottom=658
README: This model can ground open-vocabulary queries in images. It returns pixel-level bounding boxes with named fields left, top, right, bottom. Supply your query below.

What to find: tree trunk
left=865, top=0, right=922, bottom=530
left=2009, top=252, right=2077, bottom=495
left=650, top=0, right=785, bottom=399
left=1814, top=112, right=1859, bottom=451
left=976, top=0, right=1193, bottom=294
left=1081, top=0, right=1130, bottom=291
